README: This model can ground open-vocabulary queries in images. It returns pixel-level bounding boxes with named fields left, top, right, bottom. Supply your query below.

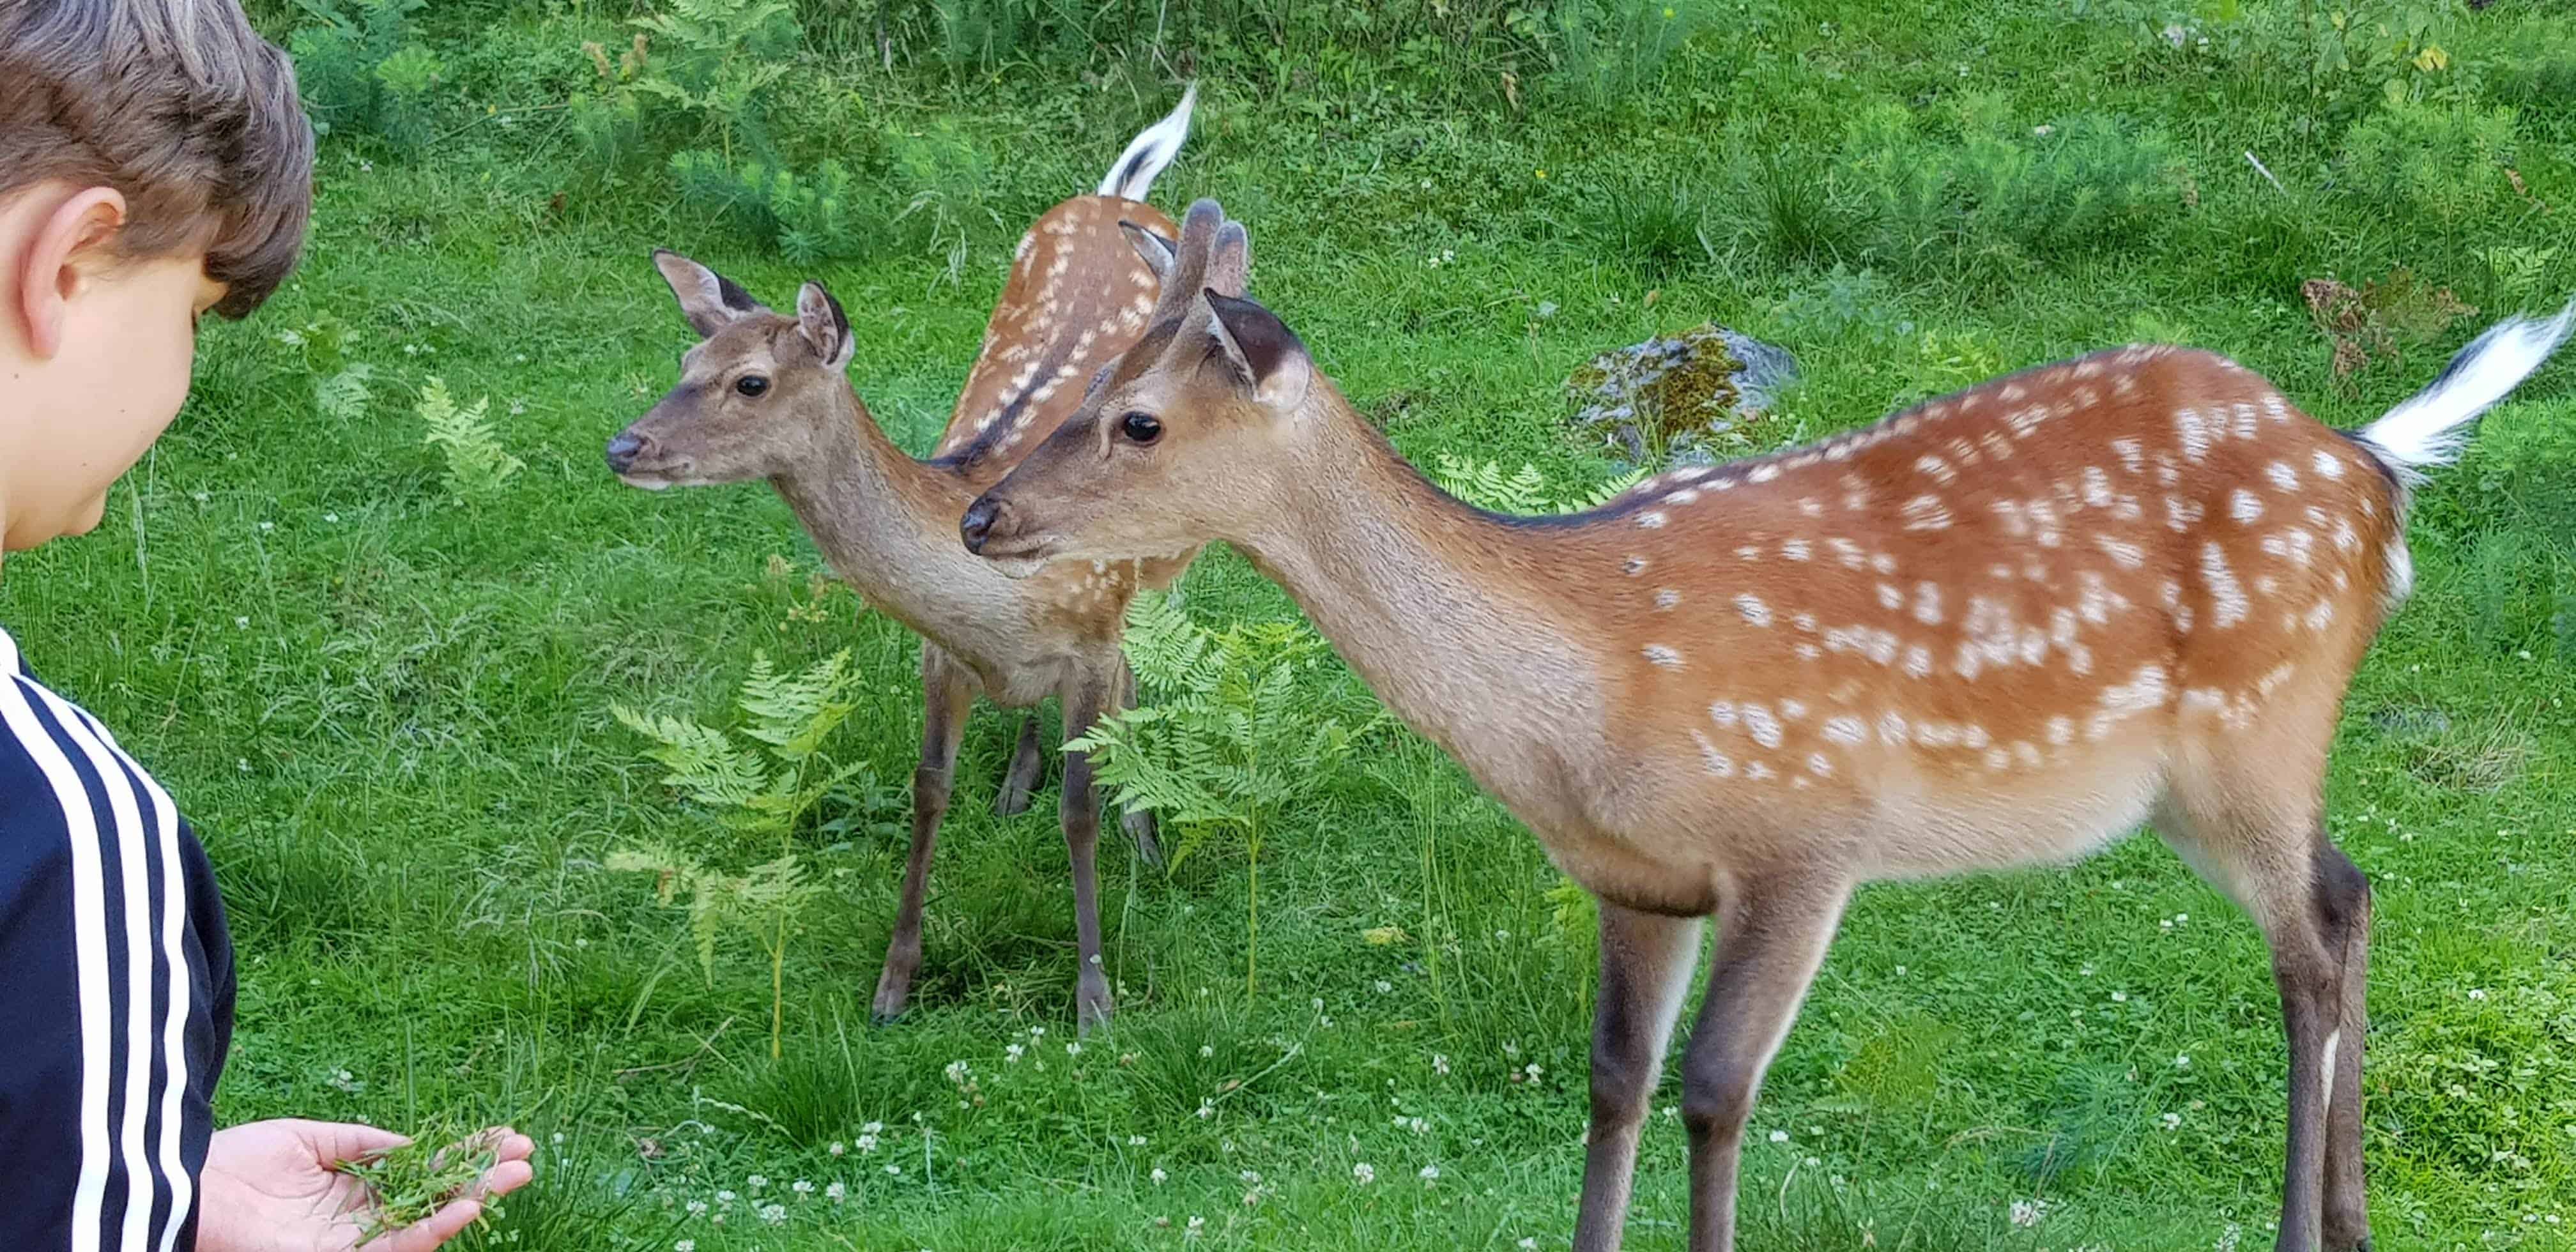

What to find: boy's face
left=1, top=185, right=228, bottom=552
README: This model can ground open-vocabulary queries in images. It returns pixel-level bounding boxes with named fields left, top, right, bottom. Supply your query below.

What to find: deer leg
left=1112, top=657, right=1163, bottom=866
left=2317, top=843, right=2373, bottom=1252
left=871, top=648, right=976, bottom=1025
left=994, top=714, right=1045, bottom=816
left=2157, top=775, right=2368, bottom=1252
left=1679, top=875, right=1848, bottom=1252
left=1573, top=903, right=1705, bottom=1252
left=1057, top=664, right=1118, bottom=1032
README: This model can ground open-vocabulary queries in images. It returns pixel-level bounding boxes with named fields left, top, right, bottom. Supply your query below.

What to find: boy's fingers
left=311, top=1120, right=412, bottom=1164
left=376, top=1198, right=480, bottom=1252
left=472, top=1157, right=535, bottom=1200
left=486, top=1130, right=535, bottom=1163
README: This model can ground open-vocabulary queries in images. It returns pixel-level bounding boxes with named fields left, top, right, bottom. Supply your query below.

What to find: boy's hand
left=196, top=1119, right=535, bottom=1252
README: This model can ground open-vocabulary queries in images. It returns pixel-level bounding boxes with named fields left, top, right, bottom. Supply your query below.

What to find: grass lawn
left=7, top=0, right=2576, bottom=1246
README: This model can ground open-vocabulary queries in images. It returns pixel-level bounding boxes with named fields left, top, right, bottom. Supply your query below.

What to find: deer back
left=935, top=195, right=1181, bottom=483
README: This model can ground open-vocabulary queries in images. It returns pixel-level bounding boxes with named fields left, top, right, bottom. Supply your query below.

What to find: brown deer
left=962, top=201, right=2575, bottom=1249
left=603, top=89, right=1222, bottom=1032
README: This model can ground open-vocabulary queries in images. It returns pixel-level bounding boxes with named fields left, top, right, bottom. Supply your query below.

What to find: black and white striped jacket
left=0, top=627, right=233, bottom=1250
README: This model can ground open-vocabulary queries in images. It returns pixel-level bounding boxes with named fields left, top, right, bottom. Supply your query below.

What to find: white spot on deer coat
left=1902, top=496, right=1952, bottom=531
left=1644, top=645, right=1683, bottom=669
left=1637, top=510, right=1669, bottom=530
left=2230, top=489, right=2264, bottom=523
left=2200, top=542, right=2249, bottom=629
left=2266, top=461, right=2299, bottom=491
left=1735, top=594, right=1772, bottom=627
left=1822, top=716, right=1865, bottom=745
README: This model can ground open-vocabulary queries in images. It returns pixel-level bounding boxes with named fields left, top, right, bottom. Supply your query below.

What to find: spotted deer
left=963, top=202, right=2575, bottom=1249
left=602, top=89, right=1216, bottom=1032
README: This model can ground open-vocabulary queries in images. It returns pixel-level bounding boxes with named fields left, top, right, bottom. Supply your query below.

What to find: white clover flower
left=862, top=1121, right=884, bottom=1133
left=1432, top=1054, right=1450, bottom=1076
left=676, top=1242, right=696, bottom=1252
left=686, top=1200, right=707, bottom=1216
left=759, top=1203, right=785, bottom=1225
left=2161, top=1112, right=2182, bottom=1131
left=826, top=1181, right=847, bottom=1202
left=1151, top=1168, right=1169, bottom=1186
left=715, top=1190, right=737, bottom=1204
left=2175, top=1054, right=2191, bottom=1069
left=2011, top=1198, right=2046, bottom=1228
left=1353, top=1163, right=1376, bottom=1185
left=1006, top=1043, right=1025, bottom=1063
left=1769, top=1130, right=1790, bottom=1143
left=1128, top=1135, right=1147, bottom=1147
left=792, top=1179, right=813, bottom=1195
left=856, top=1133, right=879, bottom=1153
left=747, top=1175, right=767, bottom=1192
left=1418, top=1164, right=1440, bottom=1184
left=1199, top=1044, right=1215, bottom=1058
left=828, top=1141, right=846, bottom=1156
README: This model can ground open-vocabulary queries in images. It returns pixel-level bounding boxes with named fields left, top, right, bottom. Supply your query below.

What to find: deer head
left=606, top=250, right=857, bottom=489
left=961, top=201, right=1273, bottom=575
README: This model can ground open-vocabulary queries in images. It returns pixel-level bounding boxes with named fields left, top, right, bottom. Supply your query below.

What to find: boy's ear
left=796, top=281, right=854, bottom=371
left=652, top=248, right=763, bottom=339
left=1203, top=290, right=1310, bottom=411
left=13, top=187, right=128, bottom=359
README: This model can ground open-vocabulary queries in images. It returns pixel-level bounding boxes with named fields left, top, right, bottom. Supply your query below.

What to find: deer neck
left=1231, top=397, right=1609, bottom=812
left=769, top=387, right=986, bottom=616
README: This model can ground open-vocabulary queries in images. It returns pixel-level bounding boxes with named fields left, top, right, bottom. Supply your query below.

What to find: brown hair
left=0, top=0, right=314, bottom=318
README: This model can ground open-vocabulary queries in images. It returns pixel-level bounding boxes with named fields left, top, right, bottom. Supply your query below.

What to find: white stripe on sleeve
left=65, top=706, right=197, bottom=1252
left=43, top=694, right=174, bottom=1251
left=0, top=673, right=115, bottom=1252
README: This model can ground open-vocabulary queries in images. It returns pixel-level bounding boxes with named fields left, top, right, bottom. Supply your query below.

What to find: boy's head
left=0, top=0, right=312, bottom=552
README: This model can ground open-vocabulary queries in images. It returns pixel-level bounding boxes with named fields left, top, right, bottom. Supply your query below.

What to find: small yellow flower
left=1662, top=5, right=1676, bottom=16
left=1535, top=169, right=1548, bottom=179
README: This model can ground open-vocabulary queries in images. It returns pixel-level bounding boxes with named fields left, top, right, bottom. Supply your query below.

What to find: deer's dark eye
left=1120, top=411, right=1163, bottom=444
left=735, top=375, right=770, bottom=397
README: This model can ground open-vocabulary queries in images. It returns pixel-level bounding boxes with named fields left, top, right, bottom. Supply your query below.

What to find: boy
left=1, top=2, right=534, bottom=1248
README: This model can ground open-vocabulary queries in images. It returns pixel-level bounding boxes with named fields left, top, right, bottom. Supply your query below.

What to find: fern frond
left=611, top=703, right=770, bottom=809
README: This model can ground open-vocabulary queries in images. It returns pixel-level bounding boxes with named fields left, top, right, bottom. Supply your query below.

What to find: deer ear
left=1204, top=290, right=1310, bottom=411
left=654, top=248, right=763, bottom=338
left=797, top=281, right=854, bottom=371
left=1122, top=221, right=1178, bottom=280
left=1206, top=222, right=1249, bottom=300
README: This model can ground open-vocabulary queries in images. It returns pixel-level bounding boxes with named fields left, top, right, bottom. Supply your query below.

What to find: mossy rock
left=1567, top=323, right=1797, bottom=465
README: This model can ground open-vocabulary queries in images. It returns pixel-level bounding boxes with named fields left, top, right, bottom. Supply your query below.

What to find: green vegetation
left=8, top=0, right=2576, bottom=1246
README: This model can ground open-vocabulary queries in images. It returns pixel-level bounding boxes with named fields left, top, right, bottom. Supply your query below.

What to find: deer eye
left=1120, top=411, right=1163, bottom=444
left=735, top=375, right=770, bottom=398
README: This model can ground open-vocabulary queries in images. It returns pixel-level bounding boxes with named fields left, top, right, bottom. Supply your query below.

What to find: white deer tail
left=2354, top=298, right=2575, bottom=486
left=1096, top=82, right=1197, bottom=202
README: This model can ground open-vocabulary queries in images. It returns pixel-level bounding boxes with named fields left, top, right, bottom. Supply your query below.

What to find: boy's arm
left=0, top=644, right=232, bottom=1250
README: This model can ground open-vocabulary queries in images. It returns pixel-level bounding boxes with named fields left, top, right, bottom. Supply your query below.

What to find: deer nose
left=960, top=496, right=1006, bottom=554
left=604, top=431, right=652, bottom=475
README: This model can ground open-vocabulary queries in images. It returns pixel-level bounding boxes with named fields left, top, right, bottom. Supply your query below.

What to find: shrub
left=2336, top=99, right=2518, bottom=230
left=569, top=0, right=803, bottom=176
left=285, top=0, right=444, bottom=151
left=1838, top=103, right=2184, bottom=277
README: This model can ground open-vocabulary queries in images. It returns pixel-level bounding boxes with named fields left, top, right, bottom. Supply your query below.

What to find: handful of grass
left=330, top=1125, right=502, bottom=1244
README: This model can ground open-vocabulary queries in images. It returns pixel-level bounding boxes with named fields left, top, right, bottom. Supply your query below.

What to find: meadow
left=7, top=0, right=2576, bottom=1246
